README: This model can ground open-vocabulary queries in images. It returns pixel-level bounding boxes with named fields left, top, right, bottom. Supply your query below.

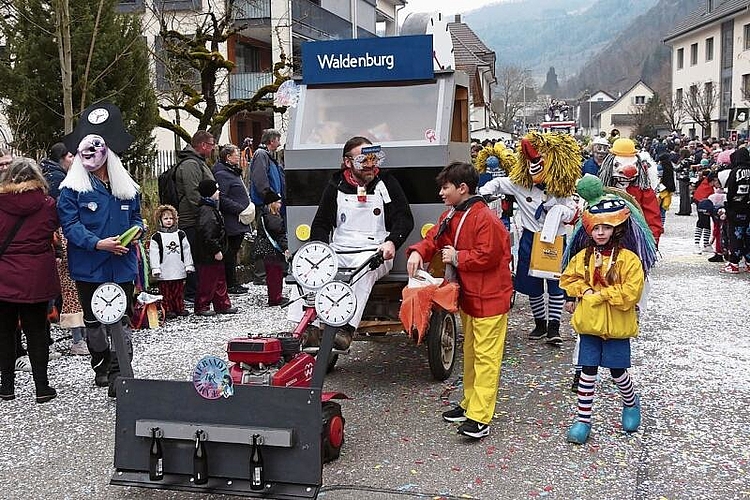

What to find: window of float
left=294, top=81, right=443, bottom=147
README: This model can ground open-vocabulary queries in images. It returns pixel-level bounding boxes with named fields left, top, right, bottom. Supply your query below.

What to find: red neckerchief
left=343, top=167, right=380, bottom=187
left=592, top=247, right=613, bottom=287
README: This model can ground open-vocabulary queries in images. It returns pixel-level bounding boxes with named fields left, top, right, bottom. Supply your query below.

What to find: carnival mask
left=521, top=138, right=546, bottom=184
left=78, top=134, right=108, bottom=171
left=592, top=141, right=610, bottom=164
left=350, top=145, right=385, bottom=171
left=611, top=155, right=639, bottom=187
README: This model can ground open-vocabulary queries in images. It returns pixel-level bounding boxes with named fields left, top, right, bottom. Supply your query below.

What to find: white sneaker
left=48, top=347, right=62, bottom=360
left=69, top=341, right=89, bottom=356
left=703, top=245, right=714, bottom=254
left=15, top=356, right=31, bottom=372
left=693, top=245, right=703, bottom=254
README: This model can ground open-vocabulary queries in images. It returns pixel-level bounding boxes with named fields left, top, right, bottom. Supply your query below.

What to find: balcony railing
left=233, top=0, right=271, bottom=19
left=233, top=0, right=373, bottom=39
left=229, top=72, right=274, bottom=101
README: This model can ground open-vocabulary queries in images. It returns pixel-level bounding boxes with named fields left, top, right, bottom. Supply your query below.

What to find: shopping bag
left=528, top=232, right=563, bottom=279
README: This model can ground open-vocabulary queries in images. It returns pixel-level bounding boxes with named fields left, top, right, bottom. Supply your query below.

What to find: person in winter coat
left=175, top=130, right=216, bottom=301
left=41, top=142, right=86, bottom=355
left=657, top=153, right=676, bottom=227
left=193, top=180, right=237, bottom=316
left=0, top=157, right=61, bottom=403
left=213, top=145, right=252, bottom=294
left=248, top=129, right=284, bottom=285
left=722, top=147, right=750, bottom=273
left=149, top=205, right=194, bottom=319
left=253, top=191, right=290, bottom=306
left=40, top=142, right=74, bottom=199
left=407, top=161, right=513, bottom=439
left=56, top=102, right=143, bottom=398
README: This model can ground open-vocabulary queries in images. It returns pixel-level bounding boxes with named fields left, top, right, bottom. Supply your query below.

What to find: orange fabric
left=399, top=280, right=459, bottom=344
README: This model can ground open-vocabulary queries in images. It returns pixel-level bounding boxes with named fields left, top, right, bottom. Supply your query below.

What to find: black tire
left=321, top=401, right=345, bottom=463
left=426, top=310, right=458, bottom=381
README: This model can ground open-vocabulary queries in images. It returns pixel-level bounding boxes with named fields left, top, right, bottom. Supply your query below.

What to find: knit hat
left=262, top=191, right=281, bottom=204
left=198, top=179, right=219, bottom=198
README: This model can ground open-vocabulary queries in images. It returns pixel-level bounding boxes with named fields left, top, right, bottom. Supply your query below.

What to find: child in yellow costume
left=560, top=174, right=657, bottom=444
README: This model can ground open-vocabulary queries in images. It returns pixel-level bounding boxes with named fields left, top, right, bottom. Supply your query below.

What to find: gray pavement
left=2, top=196, right=750, bottom=500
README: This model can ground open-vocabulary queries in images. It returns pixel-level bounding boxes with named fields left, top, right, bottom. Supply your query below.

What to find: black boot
left=0, top=371, right=14, bottom=401
left=91, top=349, right=110, bottom=387
left=546, top=320, right=562, bottom=345
left=528, top=318, right=547, bottom=340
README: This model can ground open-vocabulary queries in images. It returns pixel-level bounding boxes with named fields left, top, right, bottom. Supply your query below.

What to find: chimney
left=455, top=14, right=461, bottom=23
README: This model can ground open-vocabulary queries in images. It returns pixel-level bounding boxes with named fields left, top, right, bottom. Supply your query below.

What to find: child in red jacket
left=406, top=161, right=514, bottom=439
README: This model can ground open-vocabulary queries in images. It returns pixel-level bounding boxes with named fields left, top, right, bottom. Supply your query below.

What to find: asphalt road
left=1, top=197, right=749, bottom=500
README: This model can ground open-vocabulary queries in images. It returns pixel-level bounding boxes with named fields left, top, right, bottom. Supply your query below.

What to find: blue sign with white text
left=301, top=35, right=434, bottom=85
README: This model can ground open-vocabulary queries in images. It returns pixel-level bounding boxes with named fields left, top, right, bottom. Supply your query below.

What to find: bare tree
left=53, top=0, right=73, bottom=133
left=493, top=65, right=534, bottom=133
left=663, top=91, right=684, bottom=132
left=683, top=81, right=719, bottom=136
left=152, top=0, right=292, bottom=144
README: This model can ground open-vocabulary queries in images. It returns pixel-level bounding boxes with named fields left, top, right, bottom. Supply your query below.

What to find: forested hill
left=561, top=0, right=703, bottom=97
left=463, top=0, right=660, bottom=84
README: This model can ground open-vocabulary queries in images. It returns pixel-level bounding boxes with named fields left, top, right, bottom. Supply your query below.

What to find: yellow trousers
left=459, top=312, right=508, bottom=425
left=658, top=190, right=672, bottom=211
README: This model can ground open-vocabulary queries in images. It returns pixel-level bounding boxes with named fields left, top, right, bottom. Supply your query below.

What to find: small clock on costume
left=91, top=283, right=128, bottom=325
left=314, top=281, right=356, bottom=327
left=291, top=241, right=338, bottom=290
left=87, top=107, right=110, bottom=125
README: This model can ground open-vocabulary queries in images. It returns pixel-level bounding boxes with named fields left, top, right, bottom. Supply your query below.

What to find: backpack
left=158, top=160, right=184, bottom=207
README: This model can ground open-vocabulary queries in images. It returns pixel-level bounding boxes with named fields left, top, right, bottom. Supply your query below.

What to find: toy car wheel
left=426, top=310, right=457, bottom=381
left=321, top=401, right=345, bottom=463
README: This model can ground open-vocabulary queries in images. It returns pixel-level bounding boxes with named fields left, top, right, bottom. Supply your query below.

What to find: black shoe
left=108, top=384, right=117, bottom=398
left=268, top=297, right=290, bottom=307
left=545, top=320, right=562, bottom=345
left=165, top=311, right=177, bottom=320
left=442, top=405, right=467, bottom=422
left=218, top=307, right=238, bottom=314
left=707, top=253, right=725, bottom=262
left=333, top=327, right=354, bottom=350
left=35, top=386, right=57, bottom=403
left=252, top=278, right=265, bottom=286
left=457, top=419, right=490, bottom=439
left=528, top=318, right=547, bottom=340
left=196, top=310, right=217, bottom=317
left=227, top=286, right=247, bottom=295
left=94, top=373, right=109, bottom=387
left=570, top=370, right=581, bottom=393
left=0, top=383, right=15, bottom=401
left=177, top=310, right=191, bottom=317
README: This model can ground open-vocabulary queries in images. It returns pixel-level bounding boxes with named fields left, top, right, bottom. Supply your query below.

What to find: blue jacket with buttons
left=57, top=175, right=143, bottom=283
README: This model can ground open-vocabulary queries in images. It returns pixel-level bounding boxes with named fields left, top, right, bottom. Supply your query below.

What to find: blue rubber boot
left=622, top=395, right=641, bottom=433
left=566, top=421, right=591, bottom=444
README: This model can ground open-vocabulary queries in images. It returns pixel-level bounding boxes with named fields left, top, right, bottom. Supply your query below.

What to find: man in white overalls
left=287, top=137, right=414, bottom=350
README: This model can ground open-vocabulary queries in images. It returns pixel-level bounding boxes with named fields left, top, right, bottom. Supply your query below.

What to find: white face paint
left=77, top=134, right=108, bottom=171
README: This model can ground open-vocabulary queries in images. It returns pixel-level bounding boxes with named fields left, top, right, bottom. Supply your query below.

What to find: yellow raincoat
left=560, top=248, right=644, bottom=339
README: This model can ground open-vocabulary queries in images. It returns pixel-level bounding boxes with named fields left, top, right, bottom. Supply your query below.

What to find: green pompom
left=576, top=174, right=604, bottom=204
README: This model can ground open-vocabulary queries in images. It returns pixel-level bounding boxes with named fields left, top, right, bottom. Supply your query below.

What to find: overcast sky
left=400, top=0, right=503, bottom=17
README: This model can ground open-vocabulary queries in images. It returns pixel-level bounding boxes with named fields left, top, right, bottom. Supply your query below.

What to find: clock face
left=87, top=107, right=109, bottom=125
left=314, top=281, right=356, bottom=327
left=291, top=242, right=338, bottom=290
left=91, top=283, right=128, bottom=325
